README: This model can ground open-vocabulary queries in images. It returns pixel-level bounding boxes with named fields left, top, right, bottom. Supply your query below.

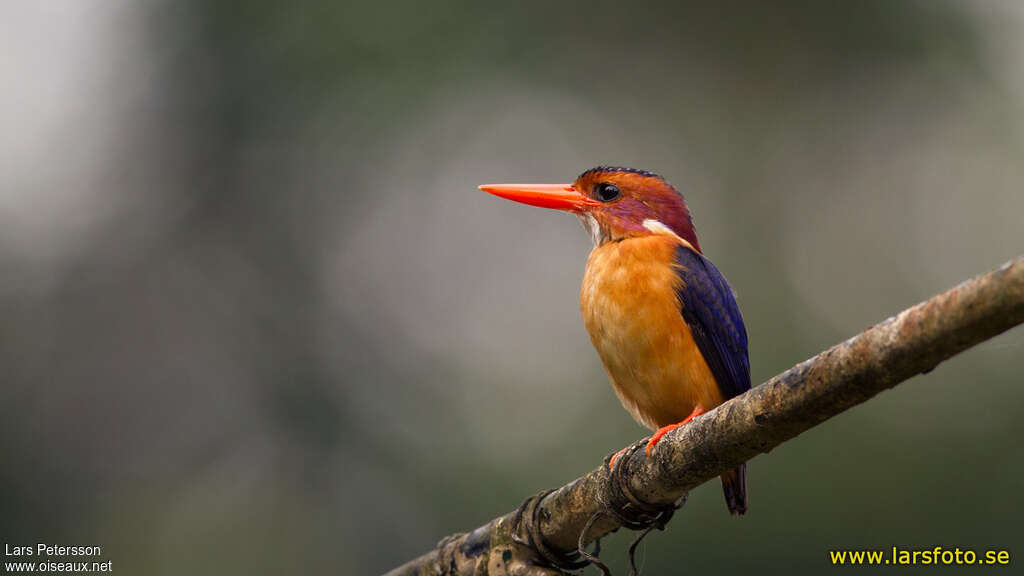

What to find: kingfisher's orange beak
left=478, top=183, right=599, bottom=212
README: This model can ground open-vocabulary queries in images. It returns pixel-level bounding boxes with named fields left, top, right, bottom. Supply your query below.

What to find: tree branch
left=385, top=256, right=1024, bottom=576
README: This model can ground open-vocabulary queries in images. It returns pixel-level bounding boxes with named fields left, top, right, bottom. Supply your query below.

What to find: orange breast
left=580, top=234, right=724, bottom=431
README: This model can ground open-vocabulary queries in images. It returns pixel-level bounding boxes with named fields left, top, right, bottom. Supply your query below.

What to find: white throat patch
left=577, top=212, right=610, bottom=246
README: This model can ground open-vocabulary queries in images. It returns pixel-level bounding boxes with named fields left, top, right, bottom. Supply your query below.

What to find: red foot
left=645, top=405, right=706, bottom=456
left=608, top=447, right=629, bottom=469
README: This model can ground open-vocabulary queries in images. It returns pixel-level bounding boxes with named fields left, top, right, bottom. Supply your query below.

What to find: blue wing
left=674, top=246, right=750, bottom=400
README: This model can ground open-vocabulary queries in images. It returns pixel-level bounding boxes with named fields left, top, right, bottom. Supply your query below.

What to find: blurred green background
left=2, top=1, right=1022, bottom=574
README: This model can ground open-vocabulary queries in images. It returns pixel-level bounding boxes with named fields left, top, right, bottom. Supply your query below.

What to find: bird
left=479, top=166, right=750, bottom=515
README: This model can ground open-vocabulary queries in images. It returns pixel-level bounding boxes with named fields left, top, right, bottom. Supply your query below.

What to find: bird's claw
left=607, top=447, right=629, bottom=469
left=605, top=438, right=648, bottom=470
left=645, top=423, right=683, bottom=455
left=645, top=405, right=707, bottom=455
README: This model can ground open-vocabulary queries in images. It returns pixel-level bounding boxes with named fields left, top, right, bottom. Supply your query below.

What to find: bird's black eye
left=595, top=182, right=621, bottom=202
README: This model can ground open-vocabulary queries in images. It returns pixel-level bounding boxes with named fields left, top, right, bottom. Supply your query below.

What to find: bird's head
left=480, top=166, right=699, bottom=251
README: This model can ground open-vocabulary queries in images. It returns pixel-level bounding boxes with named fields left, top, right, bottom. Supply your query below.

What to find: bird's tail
left=721, top=463, right=747, bottom=515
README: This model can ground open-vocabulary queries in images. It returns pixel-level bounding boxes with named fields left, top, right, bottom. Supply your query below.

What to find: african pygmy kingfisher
left=480, top=166, right=750, bottom=515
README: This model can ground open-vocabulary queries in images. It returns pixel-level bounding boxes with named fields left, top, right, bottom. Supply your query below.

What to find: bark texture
left=385, top=256, right=1024, bottom=576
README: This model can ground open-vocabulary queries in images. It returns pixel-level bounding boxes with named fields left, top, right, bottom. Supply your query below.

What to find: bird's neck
left=578, top=212, right=700, bottom=253
left=581, top=235, right=686, bottom=323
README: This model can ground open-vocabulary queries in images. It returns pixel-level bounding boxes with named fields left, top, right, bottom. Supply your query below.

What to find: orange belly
left=580, top=235, right=724, bottom=431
